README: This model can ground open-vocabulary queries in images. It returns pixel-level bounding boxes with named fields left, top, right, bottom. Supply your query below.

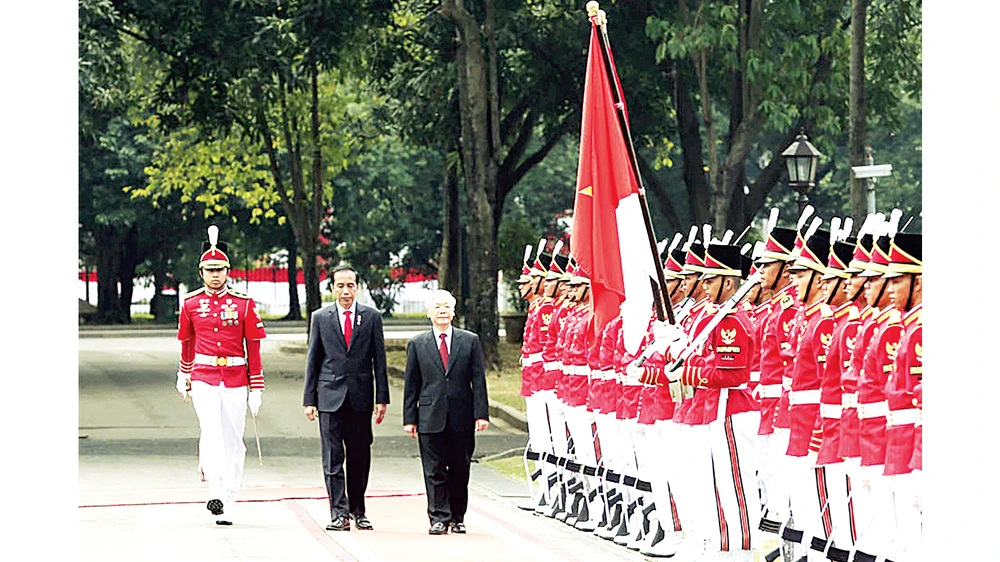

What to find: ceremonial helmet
left=701, top=244, right=749, bottom=280
left=882, top=233, right=922, bottom=278
left=199, top=225, right=231, bottom=269
left=788, top=228, right=831, bottom=274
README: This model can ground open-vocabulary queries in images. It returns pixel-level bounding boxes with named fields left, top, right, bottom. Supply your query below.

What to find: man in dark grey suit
left=304, top=266, right=388, bottom=532
left=402, top=289, right=489, bottom=535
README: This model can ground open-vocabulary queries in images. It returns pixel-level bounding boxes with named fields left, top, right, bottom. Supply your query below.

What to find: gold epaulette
left=888, top=309, right=902, bottom=325
left=780, top=294, right=795, bottom=310
left=848, top=306, right=861, bottom=322
left=183, top=287, right=206, bottom=300
left=820, top=304, right=834, bottom=318
left=228, top=289, right=251, bottom=299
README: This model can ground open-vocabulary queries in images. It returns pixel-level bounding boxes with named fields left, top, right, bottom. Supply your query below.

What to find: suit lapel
left=446, top=330, right=464, bottom=376
left=330, top=306, right=348, bottom=351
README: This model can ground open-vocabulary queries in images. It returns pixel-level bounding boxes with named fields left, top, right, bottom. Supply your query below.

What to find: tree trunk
left=95, top=224, right=125, bottom=324
left=670, top=59, right=711, bottom=227
left=285, top=228, right=301, bottom=320
left=442, top=0, right=500, bottom=367
left=849, top=0, right=868, bottom=227
left=116, top=223, right=138, bottom=324
left=439, top=154, right=462, bottom=303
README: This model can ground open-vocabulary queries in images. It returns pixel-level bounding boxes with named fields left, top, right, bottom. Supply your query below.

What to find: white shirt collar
left=433, top=325, right=453, bottom=348
left=336, top=302, right=357, bottom=319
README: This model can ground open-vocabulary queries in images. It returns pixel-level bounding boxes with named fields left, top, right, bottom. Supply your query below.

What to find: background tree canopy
left=78, top=0, right=921, bottom=365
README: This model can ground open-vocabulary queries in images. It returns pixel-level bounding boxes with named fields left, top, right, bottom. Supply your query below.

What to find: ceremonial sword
left=252, top=414, right=263, bottom=466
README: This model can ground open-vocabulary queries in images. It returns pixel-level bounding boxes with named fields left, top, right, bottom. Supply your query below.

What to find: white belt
left=750, top=370, right=761, bottom=382
left=565, top=365, right=591, bottom=377
left=782, top=376, right=793, bottom=391
left=594, top=369, right=613, bottom=380
left=194, top=353, right=246, bottom=367
left=886, top=409, right=920, bottom=427
left=789, top=389, right=821, bottom=405
left=543, top=361, right=562, bottom=372
left=621, top=377, right=643, bottom=387
left=820, top=403, right=842, bottom=419
left=757, top=384, right=783, bottom=399
left=857, top=400, right=889, bottom=420
left=522, top=352, right=543, bottom=366
left=842, top=393, right=858, bottom=408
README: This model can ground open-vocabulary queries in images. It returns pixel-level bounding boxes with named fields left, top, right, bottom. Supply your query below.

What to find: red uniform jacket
left=178, top=286, right=266, bottom=389
left=538, top=299, right=570, bottom=391
left=883, top=305, right=922, bottom=476
left=520, top=298, right=552, bottom=396
left=836, top=305, right=876, bottom=459
left=786, top=302, right=836, bottom=457
left=589, top=315, right=622, bottom=414
left=680, top=307, right=759, bottom=423
left=858, top=308, right=902, bottom=466
left=559, top=304, right=592, bottom=408
left=816, top=301, right=863, bottom=465
left=757, top=289, right=797, bottom=435
left=774, top=301, right=805, bottom=430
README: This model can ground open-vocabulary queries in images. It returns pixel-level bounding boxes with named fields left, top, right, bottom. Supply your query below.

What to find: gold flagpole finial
left=586, top=1, right=600, bottom=17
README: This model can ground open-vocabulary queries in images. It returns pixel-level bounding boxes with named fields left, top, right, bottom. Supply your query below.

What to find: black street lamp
left=782, top=129, right=823, bottom=214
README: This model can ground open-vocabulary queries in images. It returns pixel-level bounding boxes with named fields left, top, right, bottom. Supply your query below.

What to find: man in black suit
left=403, top=289, right=490, bottom=535
left=303, top=265, right=388, bottom=532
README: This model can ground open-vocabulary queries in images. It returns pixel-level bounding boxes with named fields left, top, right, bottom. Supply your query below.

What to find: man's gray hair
left=427, top=289, right=457, bottom=309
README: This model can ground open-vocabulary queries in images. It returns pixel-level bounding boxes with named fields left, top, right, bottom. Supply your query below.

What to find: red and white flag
left=571, top=22, right=658, bottom=355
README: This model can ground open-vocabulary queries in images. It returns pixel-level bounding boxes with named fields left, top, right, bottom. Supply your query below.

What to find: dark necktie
left=344, top=310, right=352, bottom=347
left=439, top=333, right=448, bottom=370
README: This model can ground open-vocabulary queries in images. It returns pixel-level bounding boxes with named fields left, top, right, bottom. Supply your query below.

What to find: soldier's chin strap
left=873, top=276, right=889, bottom=306
left=770, top=261, right=788, bottom=291
left=826, top=278, right=843, bottom=305
left=848, top=278, right=865, bottom=303
left=903, top=273, right=916, bottom=312
left=802, top=270, right=818, bottom=304
left=714, top=277, right=726, bottom=304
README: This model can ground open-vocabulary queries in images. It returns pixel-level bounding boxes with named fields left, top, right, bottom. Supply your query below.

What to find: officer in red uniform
left=846, top=220, right=898, bottom=557
left=881, top=232, right=922, bottom=560
left=783, top=228, right=849, bottom=562
left=520, top=249, right=555, bottom=512
left=176, top=226, right=267, bottom=525
left=752, top=225, right=799, bottom=527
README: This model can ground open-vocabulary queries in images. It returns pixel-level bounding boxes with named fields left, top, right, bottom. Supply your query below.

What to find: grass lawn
left=482, top=455, right=529, bottom=485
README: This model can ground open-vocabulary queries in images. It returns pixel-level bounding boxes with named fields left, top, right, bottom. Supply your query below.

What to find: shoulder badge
left=888, top=309, right=902, bottom=325
left=228, top=289, right=250, bottom=299
left=820, top=304, right=833, bottom=318
left=848, top=305, right=861, bottom=322
left=780, top=294, right=794, bottom=310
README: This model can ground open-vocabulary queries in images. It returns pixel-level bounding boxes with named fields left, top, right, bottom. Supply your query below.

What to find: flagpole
left=586, top=2, right=674, bottom=325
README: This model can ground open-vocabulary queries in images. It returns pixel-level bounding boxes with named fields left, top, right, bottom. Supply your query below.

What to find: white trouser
left=888, top=472, right=922, bottom=562
left=525, top=393, right=556, bottom=498
left=671, top=423, right=715, bottom=545
left=850, top=464, right=896, bottom=558
left=190, top=380, right=248, bottom=502
left=710, top=410, right=763, bottom=554
left=595, top=413, right=628, bottom=503
left=787, top=455, right=848, bottom=562
left=647, top=420, right=683, bottom=534
left=758, top=428, right=793, bottom=521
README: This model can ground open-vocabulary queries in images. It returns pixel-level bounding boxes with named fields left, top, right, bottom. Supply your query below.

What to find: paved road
left=74, top=333, right=651, bottom=562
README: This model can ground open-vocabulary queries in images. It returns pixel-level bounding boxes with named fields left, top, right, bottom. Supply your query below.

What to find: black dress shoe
left=449, top=522, right=466, bottom=534
left=326, top=516, right=350, bottom=531
left=428, top=521, right=449, bottom=535
left=351, top=513, right=373, bottom=530
left=206, top=499, right=224, bottom=516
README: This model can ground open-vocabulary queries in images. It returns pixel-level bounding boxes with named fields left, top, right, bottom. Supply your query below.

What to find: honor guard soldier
left=176, top=225, right=267, bottom=525
left=846, top=213, right=899, bottom=558
left=520, top=245, right=554, bottom=512
left=881, top=232, right=922, bottom=561
left=539, top=250, right=573, bottom=518
left=752, top=220, right=799, bottom=527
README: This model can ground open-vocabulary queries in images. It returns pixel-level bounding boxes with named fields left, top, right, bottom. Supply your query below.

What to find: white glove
left=667, top=331, right=690, bottom=359
left=665, top=360, right=684, bottom=383
left=625, top=360, right=644, bottom=383
left=650, top=320, right=685, bottom=355
left=248, top=389, right=263, bottom=417
left=176, top=371, right=190, bottom=398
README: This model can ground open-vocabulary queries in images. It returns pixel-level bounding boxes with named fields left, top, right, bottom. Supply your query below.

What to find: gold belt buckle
left=216, top=357, right=228, bottom=367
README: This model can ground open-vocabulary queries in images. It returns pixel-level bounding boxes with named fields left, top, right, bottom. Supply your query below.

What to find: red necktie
left=344, top=310, right=352, bottom=347
left=439, top=333, right=449, bottom=369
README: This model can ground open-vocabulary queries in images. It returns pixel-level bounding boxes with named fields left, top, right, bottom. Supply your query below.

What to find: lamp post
left=781, top=129, right=823, bottom=215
